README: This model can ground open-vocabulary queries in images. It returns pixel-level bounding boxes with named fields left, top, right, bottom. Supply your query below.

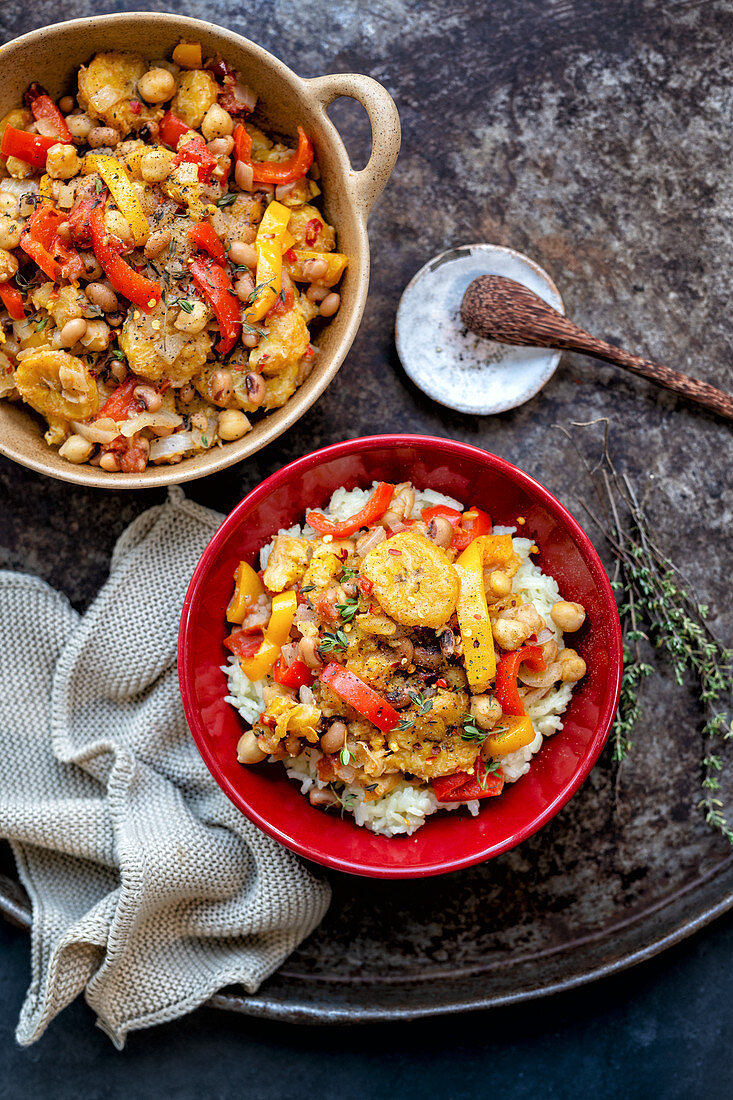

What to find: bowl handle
left=305, top=73, right=401, bottom=219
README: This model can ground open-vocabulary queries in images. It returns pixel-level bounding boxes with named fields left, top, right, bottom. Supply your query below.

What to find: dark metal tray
left=2, top=0, right=732, bottom=1027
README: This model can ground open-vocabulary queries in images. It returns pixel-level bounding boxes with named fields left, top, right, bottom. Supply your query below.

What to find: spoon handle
left=565, top=329, right=733, bottom=420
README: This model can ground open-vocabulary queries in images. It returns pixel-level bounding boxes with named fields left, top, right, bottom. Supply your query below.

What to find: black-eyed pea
left=319, top=292, right=340, bottom=317
left=88, top=126, right=120, bottom=148
left=58, top=318, right=87, bottom=347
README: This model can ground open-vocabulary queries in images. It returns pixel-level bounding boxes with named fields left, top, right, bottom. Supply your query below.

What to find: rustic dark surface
left=1, top=0, right=732, bottom=1091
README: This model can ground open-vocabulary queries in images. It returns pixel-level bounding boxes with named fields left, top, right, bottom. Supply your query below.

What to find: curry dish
left=0, top=41, right=346, bottom=470
left=223, top=481, right=588, bottom=836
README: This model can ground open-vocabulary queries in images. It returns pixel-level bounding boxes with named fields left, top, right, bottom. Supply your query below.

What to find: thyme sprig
left=558, top=420, right=733, bottom=842
left=318, top=628, right=348, bottom=655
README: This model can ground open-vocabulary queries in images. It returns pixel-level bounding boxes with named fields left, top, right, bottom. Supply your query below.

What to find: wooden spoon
left=461, top=274, right=733, bottom=420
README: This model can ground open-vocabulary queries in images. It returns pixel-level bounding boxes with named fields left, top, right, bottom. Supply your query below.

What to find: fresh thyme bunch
left=558, top=421, right=733, bottom=843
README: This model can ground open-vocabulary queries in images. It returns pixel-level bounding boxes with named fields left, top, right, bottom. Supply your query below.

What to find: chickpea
left=559, top=648, right=587, bottom=682
left=0, top=248, right=18, bottom=284
left=140, top=147, right=175, bottom=183
left=551, top=600, right=586, bottom=633
left=217, top=409, right=251, bottom=441
left=210, top=369, right=233, bottom=405
left=0, top=192, right=18, bottom=215
left=320, top=720, right=347, bottom=754
left=58, top=95, right=75, bottom=114
left=319, top=292, right=340, bottom=317
left=99, top=451, right=121, bottom=472
left=58, top=434, right=94, bottom=464
left=137, top=67, right=177, bottom=104
left=208, top=135, right=234, bottom=156
left=133, top=384, right=162, bottom=412
left=470, top=694, right=503, bottom=730
left=237, top=729, right=267, bottom=764
left=173, top=300, right=208, bottom=334
left=242, top=332, right=259, bottom=349
left=85, top=282, right=119, bottom=314
left=492, top=616, right=532, bottom=652
left=0, top=215, right=22, bottom=250
left=104, top=209, right=131, bottom=242
left=201, top=103, right=234, bottom=141
left=46, top=142, right=80, bottom=181
left=58, top=317, right=87, bottom=347
left=88, top=126, right=120, bottom=149
left=228, top=239, right=258, bottom=268
left=144, top=228, right=171, bottom=258
left=80, top=319, right=111, bottom=352
left=6, top=156, right=32, bottom=180
left=487, top=570, right=512, bottom=598
left=66, top=113, right=92, bottom=141
left=426, top=515, right=453, bottom=548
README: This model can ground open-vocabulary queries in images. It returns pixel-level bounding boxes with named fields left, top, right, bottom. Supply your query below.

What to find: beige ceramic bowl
left=0, top=12, right=400, bottom=487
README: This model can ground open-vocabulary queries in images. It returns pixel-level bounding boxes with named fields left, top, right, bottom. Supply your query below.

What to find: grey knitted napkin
left=0, top=487, right=330, bottom=1047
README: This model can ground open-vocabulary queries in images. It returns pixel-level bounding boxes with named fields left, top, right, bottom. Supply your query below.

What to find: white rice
left=224, top=485, right=575, bottom=835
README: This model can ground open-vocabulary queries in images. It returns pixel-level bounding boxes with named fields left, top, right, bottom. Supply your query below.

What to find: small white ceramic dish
left=395, top=244, right=565, bottom=415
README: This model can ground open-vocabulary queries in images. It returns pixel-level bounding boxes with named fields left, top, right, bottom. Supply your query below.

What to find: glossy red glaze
left=179, top=435, right=622, bottom=878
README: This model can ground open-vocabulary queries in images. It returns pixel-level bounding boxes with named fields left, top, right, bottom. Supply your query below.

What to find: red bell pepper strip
left=24, top=83, right=72, bottom=141
left=233, top=123, right=313, bottom=184
left=188, top=221, right=227, bottom=265
left=20, top=205, right=84, bottom=282
left=189, top=257, right=241, bottom=355
left=95, top=375, right=145, bottom=422
left=306, top=482, right=395, bottom=538
left=89, top=204, right=161, bottom=312
left=0, top=125, right=60, bottom=169
left=495, top=644, right=546, bottom=716
left=159, top=110, right=192, bottom=149
left=0, top=282, right=25, bottom=321
left=273, top=654, right=316, bottom=689
left=451, top=507, right=492, bottom=551
left=421, top=504, right=492, bottom=551
left=174, top=134, right=217, bottom=182
left=66, top=196, right=98, bottom=248
left=319, top=662, right=400, bottom=733
left=224, top=630, right=264, bottom=659
left=433, top=760, right=504, bottom=802
left=357, top=576, right=374, bottom=597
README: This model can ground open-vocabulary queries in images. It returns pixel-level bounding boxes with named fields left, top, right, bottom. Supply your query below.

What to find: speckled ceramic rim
left=0, top=12, right=401, bottom=487
left=395, top=244, right=565, bottom=414
left=179, top=433, right=623, bottom=878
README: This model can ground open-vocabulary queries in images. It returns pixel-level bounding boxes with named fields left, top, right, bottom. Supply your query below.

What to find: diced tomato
left=273, top=654, right=315, bottom=689
left=224, top=630, right=264, bottom=658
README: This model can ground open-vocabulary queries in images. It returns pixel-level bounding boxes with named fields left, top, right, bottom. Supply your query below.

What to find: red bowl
left=179, top=435, right=622, bottom=878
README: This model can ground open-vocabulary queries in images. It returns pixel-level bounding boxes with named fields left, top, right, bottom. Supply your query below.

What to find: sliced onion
left=355, top=526, right=387, bottom=556
left=153, top=332, right=191, bottom=365
left=0, top=177, right=38, bottom=200
left=190, top=416, right=218, bottom=449
left=149, top=431, right=194, bottom=462
left=299, top=685, right=316, bottom=706
left=71, top=418, right=119, bottom=444
left=281, top=642, right=298, bottom=667
left=57, top=182, right=76, bottom=210
left=295, top=605, right=318, bottom=625
left=275, top=181, right=297, bottom=201
left=35, top=117, right=61, bottom=139
left=120, top=410, right=183, bottom=438
left=235, top=160, right=254, bottom=191
left=89, top=86, right=122, bottom=113
left=536, top=628, right=554, bottom=644
left=232, top=81, right=257, bottom=112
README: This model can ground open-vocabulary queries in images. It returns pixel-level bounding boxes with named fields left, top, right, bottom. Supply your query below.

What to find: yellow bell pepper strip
left=484, top=715, right=536, bottom=757
left=89, top=204, right=161, bottom=312
left=226, top=560, right=265, bottom=624
left=85, top=154, right=150, bottom=247
left=455, top=538, right=496, bottom=692
left=244, top=200, right=292, bottom=323
left=238, top=590, right=297, bottom=681
left=285, top=249, right=348, bottom=287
